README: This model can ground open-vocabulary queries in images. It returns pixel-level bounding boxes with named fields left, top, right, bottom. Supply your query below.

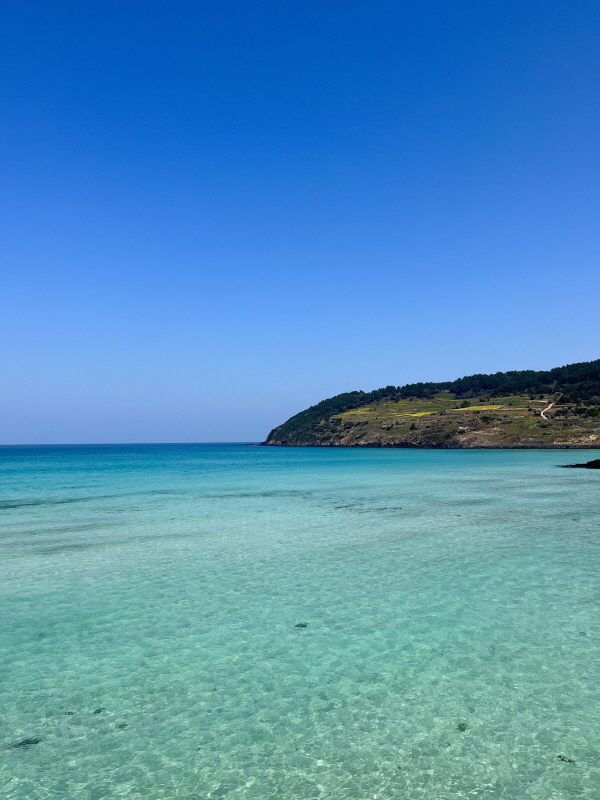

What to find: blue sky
left=2, top=1, right=599, bottom=443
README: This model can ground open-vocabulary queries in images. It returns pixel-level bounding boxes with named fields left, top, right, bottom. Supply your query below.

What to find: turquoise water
left=1, top=445, right=600, bottom=800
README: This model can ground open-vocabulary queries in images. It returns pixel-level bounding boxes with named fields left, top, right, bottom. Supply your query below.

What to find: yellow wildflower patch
left=395, top=412, right=435, bottom=417
left=457, top=405, right=501, bottom=412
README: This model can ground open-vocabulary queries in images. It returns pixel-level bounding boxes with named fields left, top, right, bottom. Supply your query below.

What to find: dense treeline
left=449, top=359, right=600, bottom=401
left=264, top=359, right=600, bottom=444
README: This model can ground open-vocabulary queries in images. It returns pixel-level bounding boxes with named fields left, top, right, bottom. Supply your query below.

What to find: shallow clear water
left=1, top=444, right=600, bottom=800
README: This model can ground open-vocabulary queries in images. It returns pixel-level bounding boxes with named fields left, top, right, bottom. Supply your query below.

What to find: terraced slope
left=263, top=360, right=600, bottom=448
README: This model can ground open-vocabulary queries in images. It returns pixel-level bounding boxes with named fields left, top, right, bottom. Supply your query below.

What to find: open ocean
left=1, top=444, right=600, bottom=800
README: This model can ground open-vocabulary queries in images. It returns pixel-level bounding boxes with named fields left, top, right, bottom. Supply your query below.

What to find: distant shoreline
left=261, top=443, right=600, bottom=449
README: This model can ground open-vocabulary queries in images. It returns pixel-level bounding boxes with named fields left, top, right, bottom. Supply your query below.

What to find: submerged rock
left=557, top=754, right=576, bottom=764
left=10, top=738, right=41, bottom=749
left=294, top=622, right=309, bottom=628
left=562, top=459, right=600, bottom=469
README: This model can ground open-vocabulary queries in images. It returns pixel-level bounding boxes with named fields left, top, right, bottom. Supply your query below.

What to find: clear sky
left=2, top=1, right=599, bottom=444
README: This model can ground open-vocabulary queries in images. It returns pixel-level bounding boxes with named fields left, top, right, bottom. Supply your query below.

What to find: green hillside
left=263, top=359, right=600, bottom=448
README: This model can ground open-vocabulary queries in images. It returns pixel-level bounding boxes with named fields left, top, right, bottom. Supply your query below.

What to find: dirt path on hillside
left=541, top=394, right=561, bottom=420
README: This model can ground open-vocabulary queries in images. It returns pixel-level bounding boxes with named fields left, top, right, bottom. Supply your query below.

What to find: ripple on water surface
left=1, top=444, right=600, bottom=799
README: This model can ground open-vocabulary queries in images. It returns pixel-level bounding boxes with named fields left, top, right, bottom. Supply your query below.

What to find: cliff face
left=263, top=362, right=600, bottom=448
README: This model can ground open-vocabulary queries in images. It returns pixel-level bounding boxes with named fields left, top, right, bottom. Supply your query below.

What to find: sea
left=1, top=444, right=600, bottom=800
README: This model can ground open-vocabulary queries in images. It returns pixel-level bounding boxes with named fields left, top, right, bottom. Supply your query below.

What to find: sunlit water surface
left=1, top=444, right=600, bottom=799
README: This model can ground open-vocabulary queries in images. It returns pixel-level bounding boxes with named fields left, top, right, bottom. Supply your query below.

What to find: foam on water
left=1, top=444, right=600, bottom=799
